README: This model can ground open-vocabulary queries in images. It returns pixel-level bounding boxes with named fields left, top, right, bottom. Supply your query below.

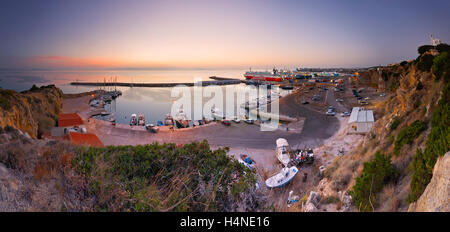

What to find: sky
left=0, top=0, right=449, bottom=69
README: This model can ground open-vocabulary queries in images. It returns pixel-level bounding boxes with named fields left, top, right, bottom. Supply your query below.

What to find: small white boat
left=130, top=114, right=138, bottom=126
left=276, top=138, right=290, bottom=166
left=232, top=116, right=241, bottom=123
left=138, top=114, right=146, bottom=126
left=211, top=107, right=224, bottom=120
left=145, top=124, right=159, bottom=133
left=164, top=114, right=174, bottom=126
left=265, top=166, right=298, bottom=188
left=175, top=109, right=190, bottom=128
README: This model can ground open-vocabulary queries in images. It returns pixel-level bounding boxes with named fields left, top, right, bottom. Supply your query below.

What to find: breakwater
left=70, top=76, right=243, bottom=87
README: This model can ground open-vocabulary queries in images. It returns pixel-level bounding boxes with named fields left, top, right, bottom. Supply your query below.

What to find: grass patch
left=349, top=151, right=399, bottom=212
left=393, top=120, right=427, bottom=155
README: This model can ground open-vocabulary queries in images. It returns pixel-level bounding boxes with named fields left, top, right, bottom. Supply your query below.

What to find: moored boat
left=130, top=114, right=138, bottom=126
left=164, top=114, right=174, bottom=126
left=138, top=114, right=146, bottom=126
left=145, top=124, right=160, bottom=133
left=222, top=120, right=231, bottom=126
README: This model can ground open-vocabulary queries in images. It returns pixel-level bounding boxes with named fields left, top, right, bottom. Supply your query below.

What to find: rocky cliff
left=408, top=152, right=449, bottom=212
left=298, top=48, right=449, bottom=212
left=0, top=85, right=63, bottom=138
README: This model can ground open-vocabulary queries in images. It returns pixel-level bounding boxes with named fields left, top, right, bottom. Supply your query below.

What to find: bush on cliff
left=393, top=120, right=427, bottom=155
left=431, top=52, right=450, bottom=82
left=409, top=81, right=450, bottom=202
left=349, top=151, right=399, bottom=212
left=72, top=140, right=258, bottom=212
left=416, top=54, right=434, bottom=72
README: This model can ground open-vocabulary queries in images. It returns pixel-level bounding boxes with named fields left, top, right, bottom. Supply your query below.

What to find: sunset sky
left=0, top=0, right=449, bottom=69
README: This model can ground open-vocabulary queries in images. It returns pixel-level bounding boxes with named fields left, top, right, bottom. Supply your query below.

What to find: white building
left=348, top=107, right=374, bottom=134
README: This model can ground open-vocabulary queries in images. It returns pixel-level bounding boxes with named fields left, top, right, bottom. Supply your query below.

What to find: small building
left=52, top=113, right=86, bottom=136
left=348, top=107, right=374, bottom=134
left=58, top=113, right=83, bottom=127
left=68, top=132, right=104, bottom=147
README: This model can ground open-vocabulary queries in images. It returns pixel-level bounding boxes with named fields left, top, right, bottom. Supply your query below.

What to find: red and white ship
left=244, top=68, right=293, bottom=82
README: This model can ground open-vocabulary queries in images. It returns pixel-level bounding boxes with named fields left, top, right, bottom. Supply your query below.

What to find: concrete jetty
left=71, top=76, right=243, bottom=87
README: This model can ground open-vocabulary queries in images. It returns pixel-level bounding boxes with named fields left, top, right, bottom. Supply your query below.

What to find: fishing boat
left=202, top=117, right=211, bottom=124
left=222, top=120, right=231, bottom=126
left=130, top=114, right=138, bottom=126
left=238, top=154, right=256, bottom=170
left=244, top=119, right=255, bottom=124
left=164, top=114, right=174, bottom=126
left=265, top=166, right=298, bottom=188
left=211, top=107, right=224, bottom=120
left=276, top=138, right=290, bottom=166
left=138, top=114, right=146, bottom=126
left=175, top=109, right=190, bottom=128
left=145, top=124, right=160, bottom=133
left=193, top=120, right=200, bottom=127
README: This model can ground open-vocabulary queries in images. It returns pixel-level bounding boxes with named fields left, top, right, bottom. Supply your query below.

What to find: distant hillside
left=301, top=45, right=449, bottom=212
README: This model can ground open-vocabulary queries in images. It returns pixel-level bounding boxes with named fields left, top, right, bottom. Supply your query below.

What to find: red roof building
left=68, top=132, right=104, bottom=147
left=58, top=113, right=83, bottom=127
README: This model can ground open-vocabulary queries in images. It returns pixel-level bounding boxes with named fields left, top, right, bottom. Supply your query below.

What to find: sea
left=0, top=69, right=291, bottom=125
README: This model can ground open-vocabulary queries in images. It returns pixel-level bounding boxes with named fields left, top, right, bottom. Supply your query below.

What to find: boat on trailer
left=238, top=154, right=256, bottom=170
left=276, top=138, right=291, bottom=166
left=265, top=166, right=298, bottom=188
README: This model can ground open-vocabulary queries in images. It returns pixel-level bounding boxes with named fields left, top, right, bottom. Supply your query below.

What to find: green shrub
left=389, top=117, right=401, bottom=132
left=431, top=52, right=450, bottom=81
left=0, top=89, right=15, bottom=110
left=72, top=141, right=257, bottom=212
left=394, top=120, right=427, bottom=155
left=409, top=81, right=450, bottom=202
left=416, top=54, right=434, bottom=72
left=349, top=151, right=399, bottom=212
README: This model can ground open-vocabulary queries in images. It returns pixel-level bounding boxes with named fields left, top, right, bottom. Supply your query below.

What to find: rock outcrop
left=0, top=85, right=63, bottom=138
left=408, top=152, right=450, bottom=212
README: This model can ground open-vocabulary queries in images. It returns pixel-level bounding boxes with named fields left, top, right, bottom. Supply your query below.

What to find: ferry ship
left=244, top=68, right=294, bottom=82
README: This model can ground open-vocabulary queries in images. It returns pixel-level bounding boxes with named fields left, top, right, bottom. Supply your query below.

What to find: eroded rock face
left=408, top=152, right=450, bottom=212
left=304, top=191, right=321, bottom=212
left=0, top=86, right=63, bottom=138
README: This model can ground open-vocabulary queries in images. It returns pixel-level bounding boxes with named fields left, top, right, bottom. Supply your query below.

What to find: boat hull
left=265, top=167, right=298, bottom=188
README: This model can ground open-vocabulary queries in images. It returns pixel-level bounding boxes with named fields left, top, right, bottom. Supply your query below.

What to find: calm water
left=0, top=69, right=290, bottom=125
